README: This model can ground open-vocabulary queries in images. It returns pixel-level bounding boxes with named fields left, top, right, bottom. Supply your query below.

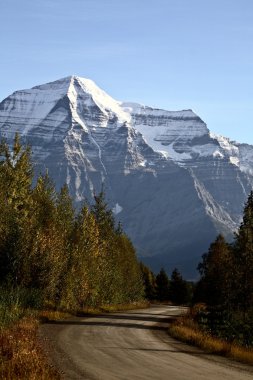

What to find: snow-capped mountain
left=0, top=76, right=252, bottom=277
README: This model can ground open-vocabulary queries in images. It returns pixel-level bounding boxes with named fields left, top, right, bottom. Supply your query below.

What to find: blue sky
left=1, top=0, right=253, bottom=143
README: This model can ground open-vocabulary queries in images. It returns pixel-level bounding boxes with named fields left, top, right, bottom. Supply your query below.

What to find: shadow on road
left=48, top=319, right=171, bottom=331
left=77, top=313, right=174, bottom=323
left=96, top=346, right=212, bottom=356
left=45, top=310, right=181, bottom=331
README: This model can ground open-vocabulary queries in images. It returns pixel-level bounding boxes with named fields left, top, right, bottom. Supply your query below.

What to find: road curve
left=41, top=305, right=253, bottom=380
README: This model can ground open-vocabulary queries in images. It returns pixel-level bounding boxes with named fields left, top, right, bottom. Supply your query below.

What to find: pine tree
left=0, top=134, right=32, bottom=214
left=195, top=234, right=232, bottom=308
left=156, top=268, right=170, bottom=301
left=169, top=268, right=189, bottom=305
left=54, top=185, right=75, bottom=304
left=67, top=205, right=100, bottom=307
left=90, top=191, right=118, bottom=304
left=91, top=190, right=115, bottom=236
left=114, top=235, right=144, bottom=303
left=233, top=191, right=253, bottom=315
left=140, top=262, right=156, bottom=300
left=26, top=174, right=65, bottom=301
left=0, top=134, right=33, bottom=283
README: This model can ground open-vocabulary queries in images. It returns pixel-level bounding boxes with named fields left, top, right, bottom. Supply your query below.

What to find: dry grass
left=38, top=309, right=71, bottom=323
left=79, top=300, right=150, bottom=315
left=0, top=308, right=71, bottom=380
left=169, top=314, right=253, bottom=365
left=0, top=316, right=60, bottom=380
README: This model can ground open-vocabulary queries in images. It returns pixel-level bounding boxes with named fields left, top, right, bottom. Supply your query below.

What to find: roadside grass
left=0, top=314, right=62, bottom=380
left=0, top=287, right=70, bottom=380
left=168, top=313, right=253, bottom=365
left=79, top=300, right=150, bottom=315
left=0, top=295, right=149, bottom=379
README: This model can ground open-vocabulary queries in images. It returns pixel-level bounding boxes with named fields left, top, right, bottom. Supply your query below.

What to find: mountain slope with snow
left=0, top=76, right=252, bottom=277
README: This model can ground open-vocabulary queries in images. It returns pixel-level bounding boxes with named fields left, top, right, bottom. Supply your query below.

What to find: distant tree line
left=0, top=135, right=144, bottom=309
left=193, top=191, right=253, bottom=346
left=140, top=264, right=193, bottom=305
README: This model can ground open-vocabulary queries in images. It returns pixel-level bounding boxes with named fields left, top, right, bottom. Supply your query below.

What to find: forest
left=0, top=134, right=145, bottom=317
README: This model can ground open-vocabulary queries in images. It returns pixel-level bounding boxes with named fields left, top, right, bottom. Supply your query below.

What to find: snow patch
left=230, top=156, right=240, bottom=167
left=74, top=77, right=130, bottom=124
left=192, top=144, right=223, bottom=158
left=113, top=203, right=123, bottom=215
left=139, top=159, right=147, bottom=167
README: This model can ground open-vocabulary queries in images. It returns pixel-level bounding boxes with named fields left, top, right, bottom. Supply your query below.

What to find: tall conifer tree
left=156, top=268, right=170, bottom=301
left=233, top=191, right=253, bottom=315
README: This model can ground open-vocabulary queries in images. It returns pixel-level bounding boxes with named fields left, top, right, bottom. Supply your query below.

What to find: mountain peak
left=66, top=76, right=130, bottom=123
left=27, top=75, right=130, bottom=125
left=32, top=75, right=96, bottom=92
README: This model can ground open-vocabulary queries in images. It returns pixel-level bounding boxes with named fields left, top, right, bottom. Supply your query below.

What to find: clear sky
left=1, top=0, right=253, bottom=143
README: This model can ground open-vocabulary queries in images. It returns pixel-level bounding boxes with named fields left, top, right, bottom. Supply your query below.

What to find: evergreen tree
left=0, top=134, right=33, bottom=283
left=195, top=234, right=232, bottom=308
left=91, top=190, right=115, bottom=236
left=233, top=191, right=253, bottom=315
left=90, top=191, right=119, bottom=304
left=169, top=268, right=189, bottom=305
left=55, top=185, right=75, bottom=304
left=115, top=235, right=144, bottom=302
left=67, top=205, right=100, bottom=308
left=25, top=174, right=66, bottom=301
left=56, top=184, right=75, bottom=238
left=140, top=262, right=156, bottom=300
left=156, top=268, right=170, bottom=301
left=0, top=134, right=32, bottom=215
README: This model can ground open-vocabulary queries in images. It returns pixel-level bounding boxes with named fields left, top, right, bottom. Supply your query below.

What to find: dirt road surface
left=41, top=305, right=253, bottom=380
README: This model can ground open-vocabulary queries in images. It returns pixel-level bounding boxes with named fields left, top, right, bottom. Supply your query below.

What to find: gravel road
left=41, top=305, right=253, bottom=380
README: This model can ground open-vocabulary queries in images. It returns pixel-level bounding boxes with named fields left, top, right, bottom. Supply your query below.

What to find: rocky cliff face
left=0, top=76, right=252, bottom=277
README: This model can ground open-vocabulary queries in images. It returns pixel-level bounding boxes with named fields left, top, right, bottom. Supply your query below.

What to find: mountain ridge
left=0, top=76, right=252, bottom=277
